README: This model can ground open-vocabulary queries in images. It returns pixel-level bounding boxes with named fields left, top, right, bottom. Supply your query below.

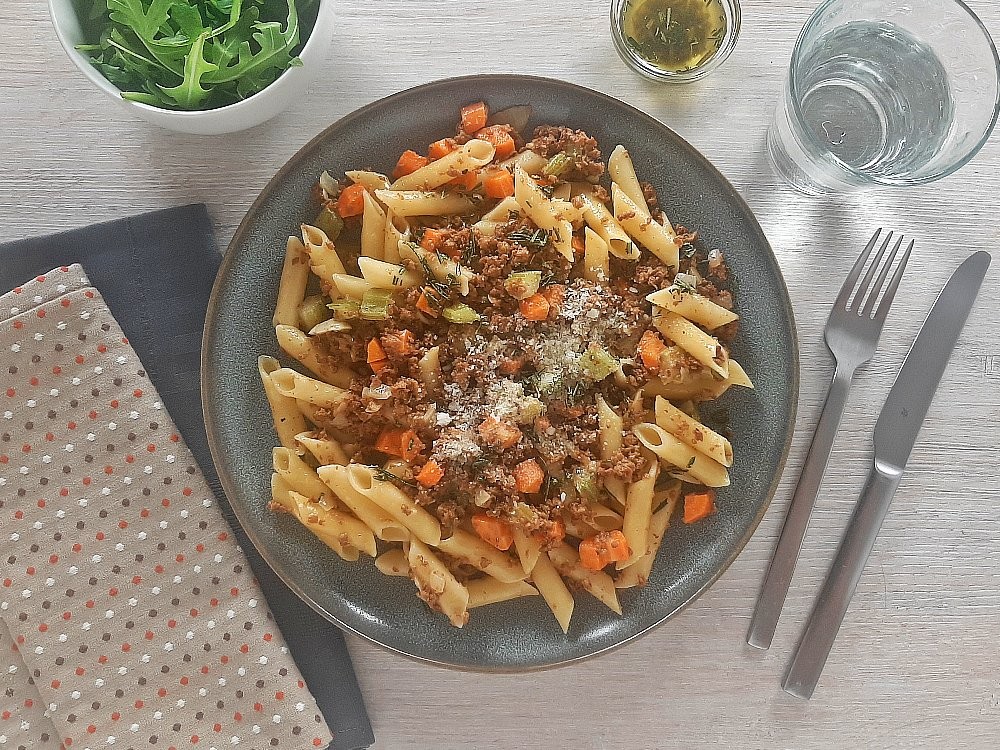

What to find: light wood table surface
left=3, top=1, right=999, bottom=748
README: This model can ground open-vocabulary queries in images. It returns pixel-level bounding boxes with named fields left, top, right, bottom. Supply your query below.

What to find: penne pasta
left=316, top=464, right=409, bottom=542
left=374, top=189, right=476, bottom=217
left=287, top=490, right=377, bottom=558
left=530, top=551, right=575, bottom=633
left=655, top=396, right=733, bottom=467
left=295, top=431, right=349, bottom=466
left=408, top=538, right=469, bottom=628
left=578, top=193, right=637, bottom=259
left=272, top=236, right=311, bottom=327
left=275, top=324, right=354, bottom=389
left=416, top=346, right=442, bottom=389
left=301, top=224, right=347, bottom=289
left=595, top=394, right=624, bottom=460
left=346, top=170, right=390, bottom=192
left=513, top=526, right=543, bottom=574
left=500, top=148, right=547, bottom=174
left=467, top=578, right=539, bottom=608
left=360, top=191, right=387, bottom=260
left=647, top=286, right=739, bottom=330
left=615, top=485, right=680, bottom=589
left=397, top=240, right=474, bottom=296
left=655, top=311, right=730, bottom=379
left=548, top=543, right=622, bottom=615
left=383, top=209, right=408, bottom=263
left=391, top=138, right=495, bottom=191
left=346, top=463, right=442, bottom=545
left=633, top=422, right=730, bottom=488
left=438, top=530, right=527, bottom=583
left=612, top=184, right=678, bottom=269
left=269, top=368, right=350, bottom=409
left=513, top=165, right=575, bottom=261
left=272, top=447, right=338, bottom=507
left=618, top=461, right=658, bottom=569
left=357, top=256, right=422, bottom=290
left=588, top=503, right=625, bottom=531
left=258, top=356, right=308, bottom=451
left=331, top=273, right=373, bottom=300
left=608, top=145, right=650, bottom=216
left=374, top=548, right=411, bottom=577
left=479, top=195, right=522, bottom=224
left=583, top=226, right=610, bottom=283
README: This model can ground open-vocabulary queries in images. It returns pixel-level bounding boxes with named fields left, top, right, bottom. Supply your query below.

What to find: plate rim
left=201, top=73, right=800, bottom=672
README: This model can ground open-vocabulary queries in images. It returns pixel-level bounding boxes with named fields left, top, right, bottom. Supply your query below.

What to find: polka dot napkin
left=0, top=266, right=333, bottom=750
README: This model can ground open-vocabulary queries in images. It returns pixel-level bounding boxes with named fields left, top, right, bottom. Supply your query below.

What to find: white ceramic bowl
left=48, top=0, right=334, bottom=135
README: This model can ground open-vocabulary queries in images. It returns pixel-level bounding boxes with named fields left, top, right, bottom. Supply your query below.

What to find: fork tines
left=841, top=229, right=915, bottom=323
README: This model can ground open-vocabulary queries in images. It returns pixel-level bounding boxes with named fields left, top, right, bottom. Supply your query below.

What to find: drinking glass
left=767, top=0, right=1000, bottom=195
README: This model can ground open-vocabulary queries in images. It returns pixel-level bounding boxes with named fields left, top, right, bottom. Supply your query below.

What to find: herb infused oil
left=623, top=0, right=728, bottom=73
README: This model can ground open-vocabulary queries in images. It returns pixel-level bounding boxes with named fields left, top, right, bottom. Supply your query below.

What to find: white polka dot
left=91, top=554, right=102, bottom=563
left=230, top=737, right=240, bottom=745
left=137, top=531, right=147, bottom=541
left=71, top=377, right=81, bottom=385
left=94, top=678, right=105, bottom=687
left=295, top=702, right=305, bottom=712
left=153, top=401, right=162, bottom=410
left=78, top=497, right=87, bottom=507
left=57, top=322, right=67, bottom=331
left=203, top=498, right=213, bottom=507
left=33, top=294, right=42, bottom=303
left=150, top=586, right=160, bottom=595
left=185, top=630, right=194, bottom=640
left=2, top=411, right=12, bottom=420
left=159, top=520, right=169, bottom=529
left=21, top=589, right=31, bottom=599
left=42, top=455, right=52, bottom=464
left=271, top=714, right=281, bottom=724
left=108, top=422, right=117, bottom=431
left=45, top=577, right=54, bottom=587
left=165, top=454, right=176, bottom=463
left=81, top=622, right=91, bottom=631
left=18, top=466, right=29, bottom=475
left=48, top=388, right=58, bottom=396
left=180, top=509, right=189, bottom=519
left=9, top=533, right=20, bottom=541
left=130, top=724, right=140, bottom=732
left=251, top=725, right=261, bottom=734
left=71, top=690, right=81, bottom=700
left=115, top=543, right=124, bottom=552
left=214, top=554, right=224, bottom=563
left=57, top=283, right=67, bottom=292
left=25, top=399, right=35, bottom=408
left=141, top=654, right=151, bottom=663
left=105, top=609, right=114, bottom=619
left=193, top=565, right=202, bottom=573
left=48, top=702, right=57, bottom=712
left=237, top=667, right=246, bottom=677
left=207, top=620, right=216, bottom=629
left=117, top=356, right=127, bottom=365
left=106, top=736, right=116, bottom=745
left=227, top=609, right=236, bottom=619
left=10, top=344, right=20, bottom=353
left=128, top=411, right=139, bottom=420
left=65, top=443, right=74, bottom=452
left=101, top=487, right=111, bottom=496
left=33, top=645, right=43, bottom=654
left=128, top=597, right=138, bottom=606
left=86, top=433, right=96, bottom=441
left=259, top=656, right=269, bottom=665
left=144, top=466, right=153, bottom=475
left=81, top=311, right=92, bottom=320
left=198, top=687, right=207, bottom=697
left=118, top=666, right=128, bottom=675
left=172, top=575, right=182, bottom=584
left=175, top=699, right=185, bottom=708
left=93, top=365, right=103, bottom=374
left=32, top=521, right=43, bottom=530
left=163, top=642, right=174, bottom=652
left=34, top=333, right=44, bottom=342
left=123, top=477, right=133, bottom=485
left=219, top=677, right=227, bottom=686
left=68, top=565, right=78, bottom=574
left=248, top=598, right=258, bottom=608
left=153, top=710, right=162, bottom=720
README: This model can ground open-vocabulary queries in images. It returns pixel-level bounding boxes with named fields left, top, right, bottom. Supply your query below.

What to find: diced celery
left=542, top=152, right=574, bottom=177
left=328, top=299, right=361, bottom=320
left=580, top=344, right=618, bottom=381
left=298, top=294, right=330, bottom=331
left=503, top=270, right=542, bottom=300
left=314, top=205, right=344, bottom=241
left=360, top=289, right=392, bottom=320
left=442, top=303, right=480, bottom=324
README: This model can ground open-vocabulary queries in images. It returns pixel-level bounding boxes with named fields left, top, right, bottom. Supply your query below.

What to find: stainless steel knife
left=782, top=250, right=992, bottom=699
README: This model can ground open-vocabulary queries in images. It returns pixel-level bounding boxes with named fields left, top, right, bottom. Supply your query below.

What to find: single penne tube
left=275, top=324, right=354, bottom=389
left=588, top=502, right=624, bottom=531
left=646, top=286, right=739, bottom=330
left=316, top=464, right=410, bottom=542
left=633, top=423, right=730, bottom=487
left=397, top=241, right=473, bottom=296
left=331, top=273, right=373, bottom=300
left=595, top=394, right=624, bottom=460
left=700, top=360, right=755, bottom=400
left=258, top=356, right=308, bottom=450
left=272, top=488, right=356, bottom=562
left=270, top=472, right=295, bottom=511
left=479, top=195, right=522, bottom=224
left=512, top=526, right=542, bottom=574
left=612, top=184, right=678, bottom=269
left=467, top=578, right=539, bottom=608
left=549, top=543, right=622, bottom=615
left=383, top=209, right=408, bottom=263
left=346, top=170, right=390, bottom=192
left=374, top=189, right=476, bottom=217
left=416, top=346, right=442, bottom=389
left=273, top=236, right=311, bottom=327
left=288, top=490, right=377, bottom=558
left=551, top=182, right=572, bottom=201
left=615, top=495, right=676, bottom=589
left=608, top=145, right=650, bottom=216
left=530, top=551, right=574, bottom=633
left=295, top=431, right=349, bottom=466
left=270, top=368, right=350, bottom=409
left=655, top=310, right=730, bottom=379
left=655, top=396, right=733, bottom=467
left=346, top=463, right=442, bottom=545
left=357, top=256, right=422, bottom=290
left=360, top=191, right=387, bottom=260
left=301, top=224, right=347, bottom=288
left=618, top=462, right=659, bottom=569
left=438, top=530, right=526, bottom=583
left=273, top=447, right=339, bottom=507
left=391, top=138, right=496, bottom=191
left=577, top=193, right=636, bottom=259
left=500, top=148, right=547, bottom=174
left=643, top=370, right=720, bottom=402
left=407, top=538, right=470, bottom=628
left=562, top=514, right=599, bottom=541
left=513, top=165, right=574, bottom=261
left=374, top=547, right=411, bottom=577
left=583, top=227, right=610, bottom=283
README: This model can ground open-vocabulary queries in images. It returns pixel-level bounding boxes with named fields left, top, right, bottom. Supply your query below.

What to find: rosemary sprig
left=370, top=465, right=418, bottom=489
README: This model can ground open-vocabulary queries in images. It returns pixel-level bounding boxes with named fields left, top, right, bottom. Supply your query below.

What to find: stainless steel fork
left=747, top=228, right=914, bottom=650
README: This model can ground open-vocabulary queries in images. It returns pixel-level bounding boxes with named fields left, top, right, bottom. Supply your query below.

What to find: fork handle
left=746, top=366, right=854, bottom=650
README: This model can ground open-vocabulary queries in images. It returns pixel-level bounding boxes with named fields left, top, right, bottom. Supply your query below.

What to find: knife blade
left=783, top=251, right=991, bottom=699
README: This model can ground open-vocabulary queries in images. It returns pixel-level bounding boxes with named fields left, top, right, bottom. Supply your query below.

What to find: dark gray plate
left=202, top=75, right=798, bottom=670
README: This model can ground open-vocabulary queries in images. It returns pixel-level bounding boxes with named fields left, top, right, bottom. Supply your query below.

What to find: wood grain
left=2, top=1, right=999, bottom=747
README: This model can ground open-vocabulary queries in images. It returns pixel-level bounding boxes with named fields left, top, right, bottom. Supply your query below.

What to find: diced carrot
left=460, top=101, right=489, bottom=134
left=380, top=329, right=415, bottom=358
left=519, top=293, right=550, bottom=321
left=683, top=491, right=717, bottom=524
left=367, top=338, right=388, bottom=373
left=375, top=427, right=424, bottom=462
left=392, top=150, right=429, bottom=179
left=471, top=513, right=514, bottom=551
left=578, top=530, right=632, bottom=571
left=428, top=138, right=457, bottom=160
left=416, top=290, right=439, bottom=317
left=477, top=416, right=522, bottom=449
left=512, top=459, right=545, bottom=494
left=474, top=124, right=516, bottom=160
left=483, top=169, right=515, bottom=199
left=533, top=517, right=566, bottom=546
left=449, top=169, right=479, bottom=191
left=638, top=330, right=667, bottom=372
left=336, top=183, right=366, bottom=218
left=415, top=460, right=445, bottom=488
left=419, top=227, right=446, bottom=252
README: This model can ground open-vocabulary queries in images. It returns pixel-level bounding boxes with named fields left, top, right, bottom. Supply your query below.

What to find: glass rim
left=787, top=0, right=1000, bottom=186
left=609, top=0, right=742, bottom=84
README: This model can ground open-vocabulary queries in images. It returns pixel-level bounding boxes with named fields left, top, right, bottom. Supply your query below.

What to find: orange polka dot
left=220, top=655, right=229, bottom=664
left=167, top=618, right=176, bottom=628
left=196, top=544, right=205, bottom=553
left=63, top=611, right=72, bottom=620
left=190, top=736, right=199, bottom=745
left=68, top=421, right=77, bottom=430
left=72, top=543, right=82, bottom=552
left=75, top=667, right=84, bottom=676
left=263, top=633, right=273, bottom=642
left=36, top=275, right=46, bottom=282
left=25, top=566, right=35, bottom=576
left=96, top=532, right=105, bottom=541
left=3, top=388, right=13, bottom=397
left=82, top=477, right=91, bottom=486
left=86, top=725, right=96, bottom=734
left=190, top=608, right=199, bottom=617
left=275, top=690, right=284, bottom=700
left=13, top=510, right=23, bottom=520
left=59, top=487, right=68, bottom=496
left=176, top=554, right=184, bottom=563
left=170, top=434, right=180, bottom=443
left=142, top=509, right=151, bottom=519
left=2, top=579, right=11, bottom=588
left=217, top=532, right=229, bottom=541
left=85, top=600, right=95, bottom=609
left=52, top=366, right=62, bottom=375
left=38, top=623, right=47, bottom=632
left=156, top=565, right=165, bottom=575
left=98, top=655, right=108, bottom=664
left=49, top=434, right=58, bottom=443
left=147, top=444, right=156, bottom=452
left=21, top=444, right=31, bottom=453
left=111, top=712, right=120, bottom=721
left=180, top=676, right=189, bottom=685
left=313, top=740, right=324, bottom=748
left=162, top=499, right=170, bottom=507
left=75, top=355, right=84, bottom=365
left=97, top=344, right=108, bottom=354
left=11, top=321, right=21, bottom=330
left=253, top=702, right=263, bottom=712
left=108, top=587, right=118, bottom=596
left=233, top=712, right=242, bottom=722
left=85, top=290, right=94, bottom=298
left=38, top=500, right=47, bottom=509
left=120, top=520, right=129, bottom=529
left=213, top=723, right=221, bottom=733
left=132, top=575, right=141, bottom=584
left=200, top=666, right=209, bottom=675
left=157, top=688, right=167, bottom=698
left=110, top=399, right=119, bottom=408
left=60, top=298, right=71, bottom=308
left=104, top=466, right=114, bottom=475
left=89, top=410, right=98, bottom=420
left=133, top=389, right=143, bottom=397
left=182, top=487, right=193, bottom=497
left=210, top=598, right=219, bottom=607
left=125, top=454, right=135, bottom=463
left=50, top=679, right=59, bottom=689
left=239, top=644, right=249, bottom=654
left=134, top=700, right=144, bottom=709
left=121, top=643, right=130, bottom=653
left=144, top=631, right=154, bottom=641
left=29, top=377, right=39, bottom=386
left=36, top=309, right=46, bottom=318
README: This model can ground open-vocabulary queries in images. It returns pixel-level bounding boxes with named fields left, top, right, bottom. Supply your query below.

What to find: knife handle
left=747, top=367, right=854, bottom=650
left=782, top=462, right=903, bottom=698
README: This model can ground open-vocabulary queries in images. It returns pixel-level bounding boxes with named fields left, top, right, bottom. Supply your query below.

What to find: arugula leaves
left=75, top=0, right=313, bottom=111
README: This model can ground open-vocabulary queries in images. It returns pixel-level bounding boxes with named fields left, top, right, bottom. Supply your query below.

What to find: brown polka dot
left=54, top=343, right=63, bottom=351
left=69, top=399, right=79, bottom=408
left=24, top=421, right=33, bottom=430
left=7, top=365, right=16, bottom=374
left=30, top=354, right=40, bottom=363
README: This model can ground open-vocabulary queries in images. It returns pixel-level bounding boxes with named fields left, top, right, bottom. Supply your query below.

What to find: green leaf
left=168, top=3, right=207, bottom=43
left=203, top=3, right=260, bottom=68
left=107, top=0, right=173, bottom=42
left=203, top=0, right=299, bottom=84
left=157, top=31, right=219, bottom=108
